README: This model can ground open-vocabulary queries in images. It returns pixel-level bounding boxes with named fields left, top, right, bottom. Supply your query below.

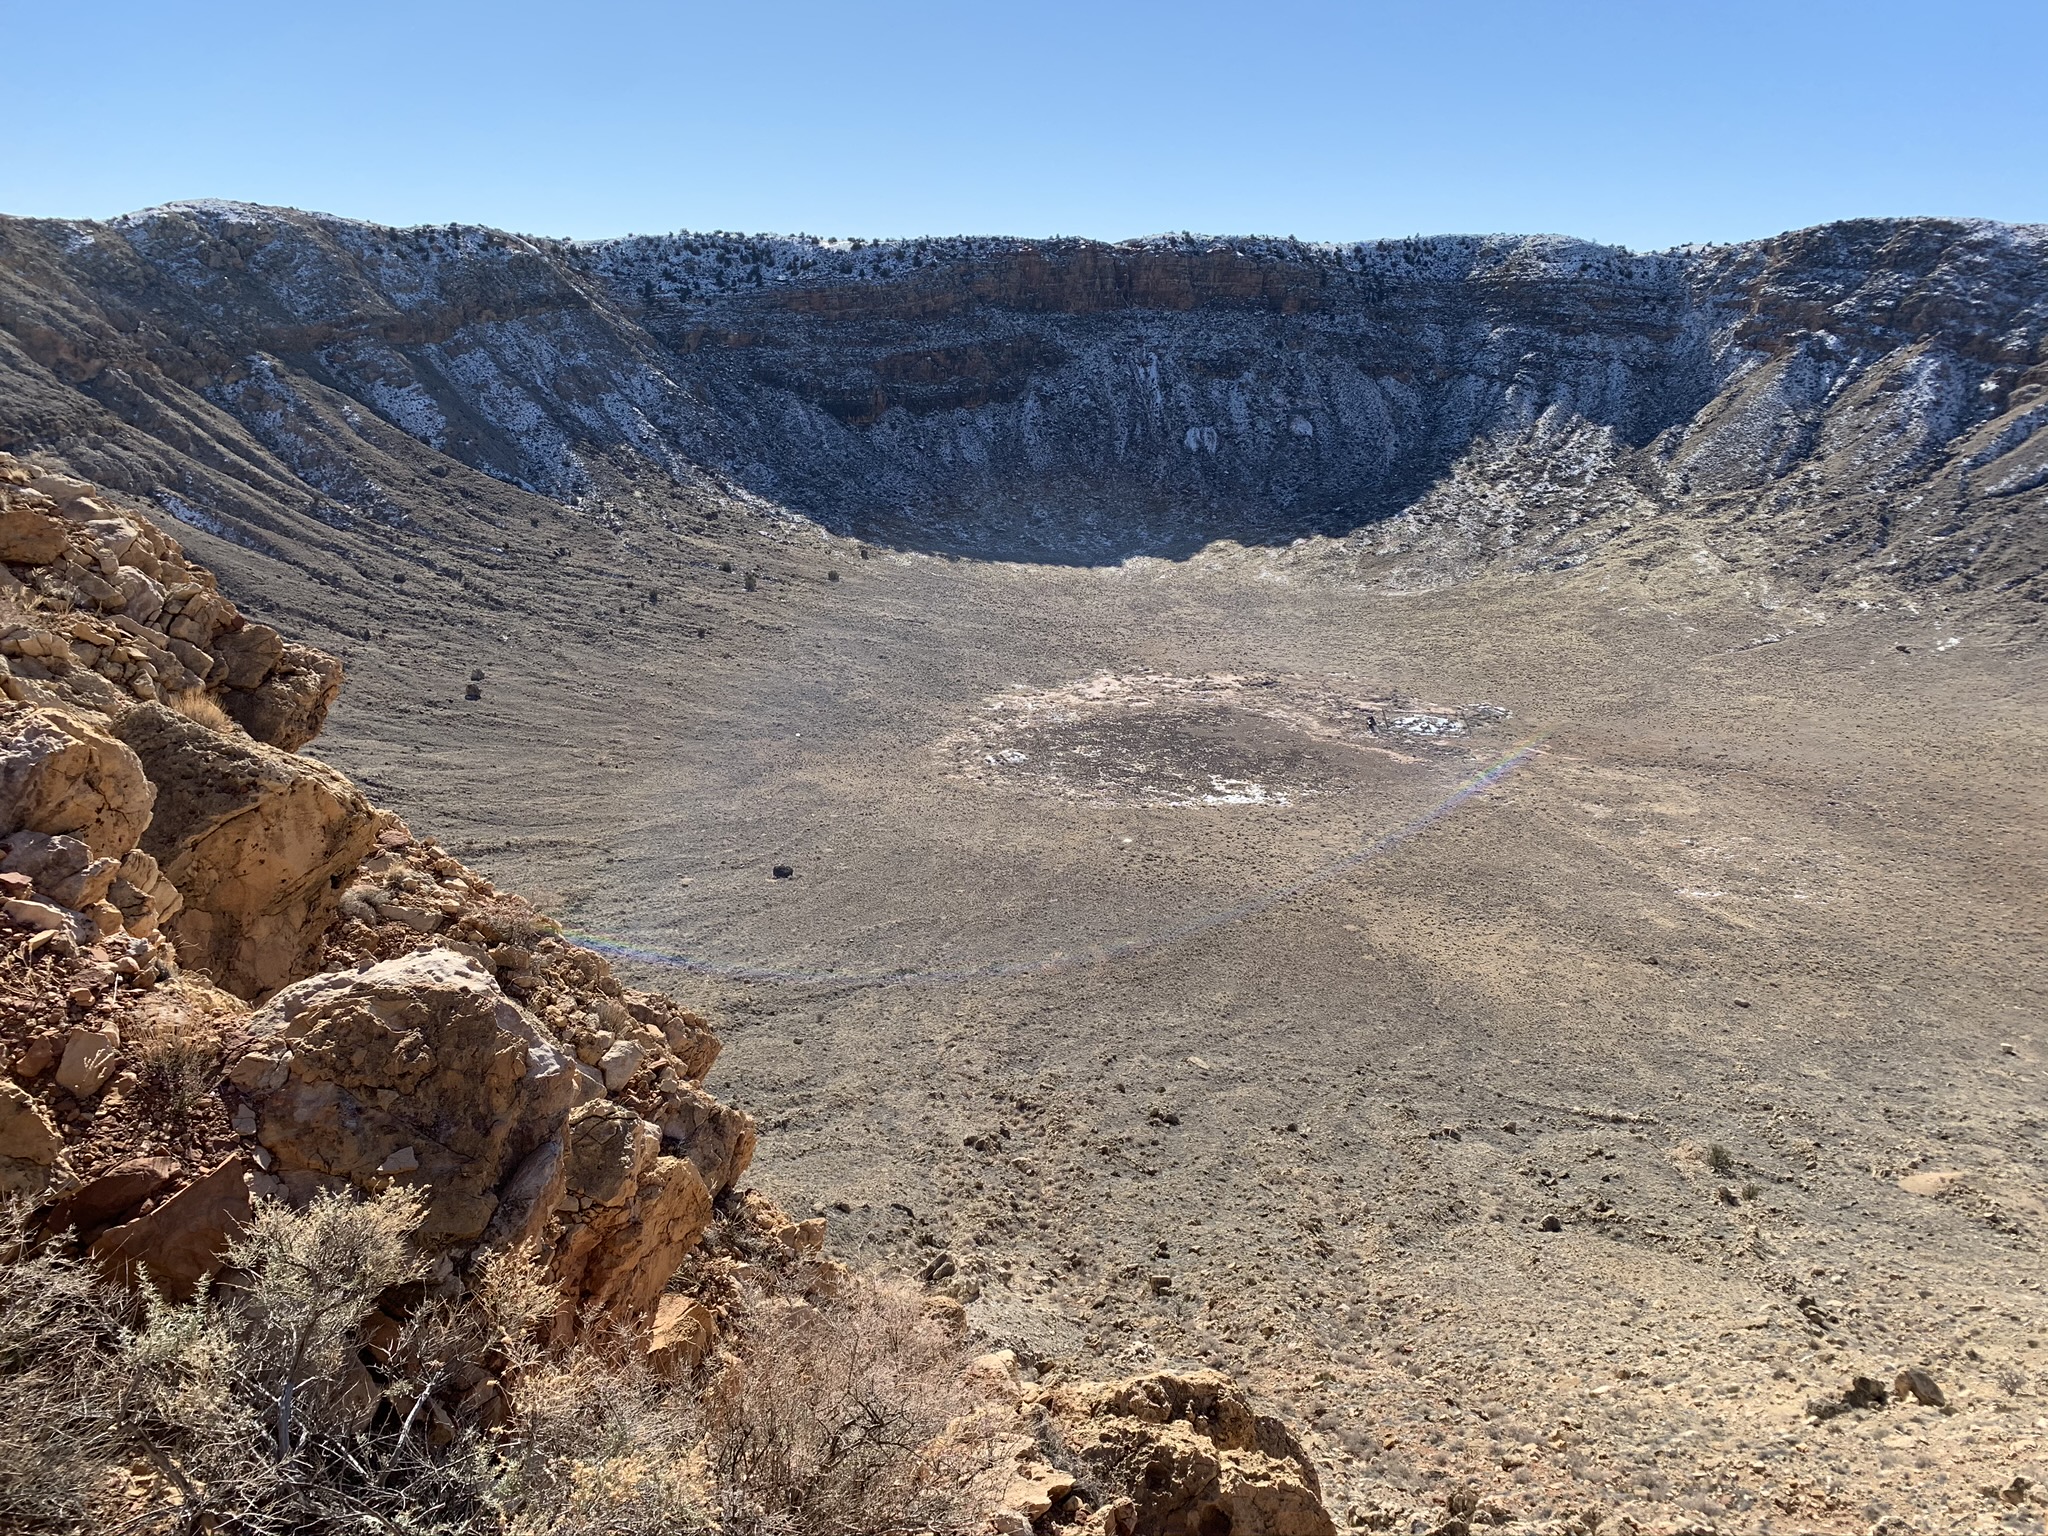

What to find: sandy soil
left=201, top=475, right=2048, bottom=1534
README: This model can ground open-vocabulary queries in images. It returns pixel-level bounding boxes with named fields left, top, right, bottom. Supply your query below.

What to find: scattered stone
left=11, top=1033, right=59, bottom=1080
left=1538, top=1214, right=1563, bottom=1233
left=54, top=1026, right=121, bottom=1098
left=1893, top=1367, right=1946, bottom=1407
left=2, top=895, right=80, bottom=934
left=598, top=1037, right=647, bottom=1091
left=1844, top=1376, right=1890, bottom=1410
left=772, top=863, right=794, bottom=879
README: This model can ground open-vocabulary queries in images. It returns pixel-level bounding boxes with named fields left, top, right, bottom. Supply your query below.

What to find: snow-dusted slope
left=0, top=205, right=2042, bottom=593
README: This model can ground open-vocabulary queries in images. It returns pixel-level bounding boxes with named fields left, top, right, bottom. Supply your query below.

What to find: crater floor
left=310, top=536, right=2045, bottom=1532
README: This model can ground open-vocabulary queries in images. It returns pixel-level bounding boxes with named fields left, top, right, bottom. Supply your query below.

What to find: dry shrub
left=695, top=1281, right=1002, bottom=1535
left=168, top=687, right=235, bottom=734
left=125, top=1002, right=222, bottom=1133
left=494, top=1348, right=713, bottom=1536
left=0, top=1207, right=129, bottom=1530
left=0, top=1196, right=999, bottom=1536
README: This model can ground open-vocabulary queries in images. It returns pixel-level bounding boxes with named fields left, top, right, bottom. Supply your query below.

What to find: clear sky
left=4, top=0, right=2042, bottom=250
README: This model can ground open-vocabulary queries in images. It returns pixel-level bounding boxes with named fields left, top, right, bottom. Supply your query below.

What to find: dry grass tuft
left=167, top=688, right=236, bottom=734
left=124, top=1003, right=222, bottom=1133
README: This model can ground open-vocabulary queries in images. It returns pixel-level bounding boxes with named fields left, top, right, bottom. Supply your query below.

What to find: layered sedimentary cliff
left=0, top=205, right=2041, bottom=592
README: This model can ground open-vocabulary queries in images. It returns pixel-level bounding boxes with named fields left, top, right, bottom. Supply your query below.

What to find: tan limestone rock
left=549, top=1150, right=713, bottom=1318
left=0, top=1080, right=67, bottom=1197
left=658, top=1078, right=757, bottom=1196
left=222, top=640, right=342, bottom=751
left=210, top=621, right=284, bottom=691
left=112, top=703, right=377, bottom=998
left=0, top=505, right=70, bottom=565
left=91, top=1155, right=254, bottom=1301
left=630, top=995, right=721, bottom=1081
left=55, top=1027, right=121, bottom=1098
left=0, top=703, right=155, bottom=860
left=230, top=948, right=581, bottom=1246
left=1034, top=1371, right=1334, bottom=1536
left=646, top=1294, right=717, bottom=1376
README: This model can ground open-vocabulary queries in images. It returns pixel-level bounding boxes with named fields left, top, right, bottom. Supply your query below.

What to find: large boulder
left=112, top=703, right=376, bottom=998
left=229, top=948, right=722, bottom=1320
left=228, top=949, right=582, bottom=1245
left=0, top=503, right=70, bottom=565
left=221, top=640, right=342, bottom=751
left=0, top=703, right=154, bottom=859
left=1034, top=1371, right=1334, bottom=1536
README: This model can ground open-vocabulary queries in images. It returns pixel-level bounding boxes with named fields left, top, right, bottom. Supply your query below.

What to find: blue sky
left=4, top=0, right=2042, bottom=250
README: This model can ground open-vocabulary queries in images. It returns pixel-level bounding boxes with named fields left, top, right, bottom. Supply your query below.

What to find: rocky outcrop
left=0, top=455, right=759, bottom=1336
left=228, top=948, right=583, bottom=1242
left=0, top=459, right=340, bottom=747
left=219, top=641, right=341, bottom=753
left=0, top=704, right=155, bottom=862
left=112, top=703, right=375, bottom=999
left=223, top=938, right=735, bottom=1316
left=1043, top=1371, right=1333, bottom=1536
left=979, top=1357, right=1334, bottom=1536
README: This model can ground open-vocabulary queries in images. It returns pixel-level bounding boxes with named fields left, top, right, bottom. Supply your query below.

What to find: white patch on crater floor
left=943, top=671, right=1508, bottom=808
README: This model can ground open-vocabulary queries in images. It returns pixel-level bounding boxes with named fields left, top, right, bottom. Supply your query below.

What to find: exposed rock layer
left=0, top=206, right=2040, bottom=594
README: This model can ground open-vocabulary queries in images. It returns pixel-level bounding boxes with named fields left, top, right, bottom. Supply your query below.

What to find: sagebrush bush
left=0, top=1210, right=128, bottom=1530
left=0, top=1193, right=998, bottom=1535
left=697, top=1283, right=998, bottom=1535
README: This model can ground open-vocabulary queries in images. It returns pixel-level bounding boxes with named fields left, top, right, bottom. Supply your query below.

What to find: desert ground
left=237, top=483, right=2048, bottom=1533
